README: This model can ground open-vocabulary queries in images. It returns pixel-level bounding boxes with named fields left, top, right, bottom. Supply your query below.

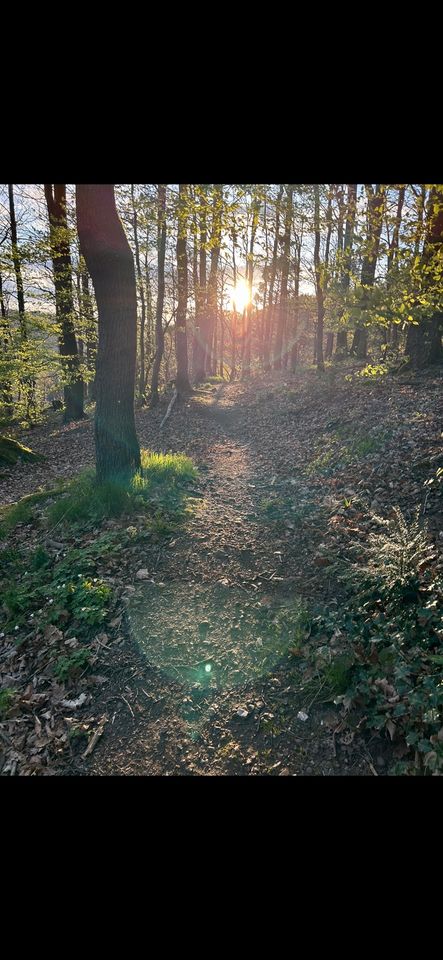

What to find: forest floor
left=1, top=363, right=442, bottom=776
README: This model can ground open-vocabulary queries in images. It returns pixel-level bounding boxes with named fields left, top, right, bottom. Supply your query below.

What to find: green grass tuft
left=46, top=451, right=197, bottom=529
left=0, top=485, right=66, bottom=539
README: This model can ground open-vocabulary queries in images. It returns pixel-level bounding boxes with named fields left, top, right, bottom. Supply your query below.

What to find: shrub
left=306, top=507, right=443, bottom=775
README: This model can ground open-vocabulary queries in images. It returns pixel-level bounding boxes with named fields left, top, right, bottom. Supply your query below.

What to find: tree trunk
left=274, top=185, right=293, bottom=370
left=387, top=186, right=405, bottom=347
left=411, top=186, right=443, bottom=366
left=264, top=185, right=283, bottom=371
left=44, top=184, right=84, bottom=422
left=0, top=268, right=13, bottom=413
left=325, top=331, right=334, bottom=359
left=130, top=184, right=147, bottom=402
left=314, top=185, right=325, bottom=373
left=192, top=184, right=208, bottom=382
left=151, top=185, right=167, bottom=407
left=175, top=184, right=191, bottom=396
left=351, top=184, right=386, bottom=359
left=242, top=192, right=260, bottom=379
left=80, top=262, right=97, bottom=399
left=290, top=230, right=303, bottom=371
left=335, top=184, right=357, bottom=359
left=8, top=184, right=26, bottom=332
left=203, top=185, right=223, bottom=380
left=76, top=184, right=140, bottom=481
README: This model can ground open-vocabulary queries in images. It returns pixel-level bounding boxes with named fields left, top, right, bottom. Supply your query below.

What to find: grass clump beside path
left=47, top=450, right=197, bottom=528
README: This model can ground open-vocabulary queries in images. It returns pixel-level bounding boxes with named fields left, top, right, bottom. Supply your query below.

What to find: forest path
left=6, top=371, right=425, bottom=776
left=80, top=379, right=367, bottom=776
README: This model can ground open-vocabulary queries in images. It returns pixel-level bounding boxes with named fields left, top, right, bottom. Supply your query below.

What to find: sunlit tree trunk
left=274, top=185, right=293, bottom=370
left=76, top=184, right=140, bottom=481
left=264, top=185, right=283, bottom=372
left=8, top=183, right=35, bottom=416
left=193, top=184, right=208, bottom=382
left=387, top=185, right=405, bottom=348
left=406, top=186, right=443, bottom=366
left=314, top=184, right=325, bottom=373
left=151, top=184, right=167, bottom=407
left=0, top=266, right=13, bottom=413
left=8, top=185, right=26, bottom=333
left=351, top=184, right=386, bottom=359
left=175, top=184, right=191, bottom=396
left=242, top=191, right=260, bottom=379
left=80, top=262, right=97, bottom=400
left=44, top=184, right=84, bottom=422
left=130, top=184, right=147, bottom=402
left=290, top=229, right=302, bottom=371
left=230, top=218, right=238, bottom=381
left=335, top=183, right=357, bottom=357
left=204, top=185, right=223, bottom=379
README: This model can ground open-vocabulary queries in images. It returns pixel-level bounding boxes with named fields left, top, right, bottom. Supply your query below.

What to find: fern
left=365, top=506, right=434, bottom=586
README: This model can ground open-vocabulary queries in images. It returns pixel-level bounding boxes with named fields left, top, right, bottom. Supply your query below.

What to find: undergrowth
left=299, top=507, right=443, bottom=775
left=47, top=450, right=197, bottom=528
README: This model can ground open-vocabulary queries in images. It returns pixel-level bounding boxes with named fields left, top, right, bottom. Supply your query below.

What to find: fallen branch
left=160, top=388, right=178, bottom=429
left=83, top=718, right=107, bottom=758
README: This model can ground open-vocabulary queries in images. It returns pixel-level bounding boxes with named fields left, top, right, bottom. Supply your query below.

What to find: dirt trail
left=76, top=382, right=366, bottom=776
left=6, top=375, right=414, bottom=775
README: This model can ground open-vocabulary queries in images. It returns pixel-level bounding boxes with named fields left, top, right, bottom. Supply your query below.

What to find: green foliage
left=0, top=688, right=16, bottom=718
left=0, top=485, right=65, bottom=539
left=53, top=647, right=91, bottom=682
left=31, top=546, right=51, bottom=570
left=364, top=507, right=434, bottom=588
left=1, top=538, right=112, bottom=636
left=305, top=507, right=443, bottom=775
left=304, top=424, right=392, bottom=478
left=47, top=451, right=197, bottom=529
left=356, top=362, right=389, bottom=380
left=47, top=471, right=132, bottom=526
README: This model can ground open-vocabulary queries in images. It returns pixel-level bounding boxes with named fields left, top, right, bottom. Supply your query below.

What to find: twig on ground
left=121, top=695, right=135, bottom=718
left=160, top=388, right=178, bottom=429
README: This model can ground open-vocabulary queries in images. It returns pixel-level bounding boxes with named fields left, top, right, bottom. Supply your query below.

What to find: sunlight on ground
left=127, top=582, right=306, bottom=735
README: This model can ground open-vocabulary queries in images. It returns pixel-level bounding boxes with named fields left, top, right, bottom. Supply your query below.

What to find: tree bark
left=203, top=185, right=223, bottom=380
left=8, top=184, right=26, bottom=333
left=175, top=184, right=191, bottom=396
left=274, top=185, right=293, bottom=370
left=192, top=185, right=208, bottom=382
left=44, top=184, right=84, bottom=422
left=130, top=184, right=147, bottom=402
left=351, top=184, right=386, bottom=359
left=335, top=184, right=357, bottom=358
left=76, top=184, right=140, bottom=481
left=242, top=191, right=260, bottom=379
left=406, top=186, right=443, bottom=367
left=314, top=184, right=325, bottom=373
left=150, top=185, right=167, bottom=407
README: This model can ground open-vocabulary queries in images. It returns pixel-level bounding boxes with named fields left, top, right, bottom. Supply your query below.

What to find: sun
left=230, top=279, right=250, bottom=313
